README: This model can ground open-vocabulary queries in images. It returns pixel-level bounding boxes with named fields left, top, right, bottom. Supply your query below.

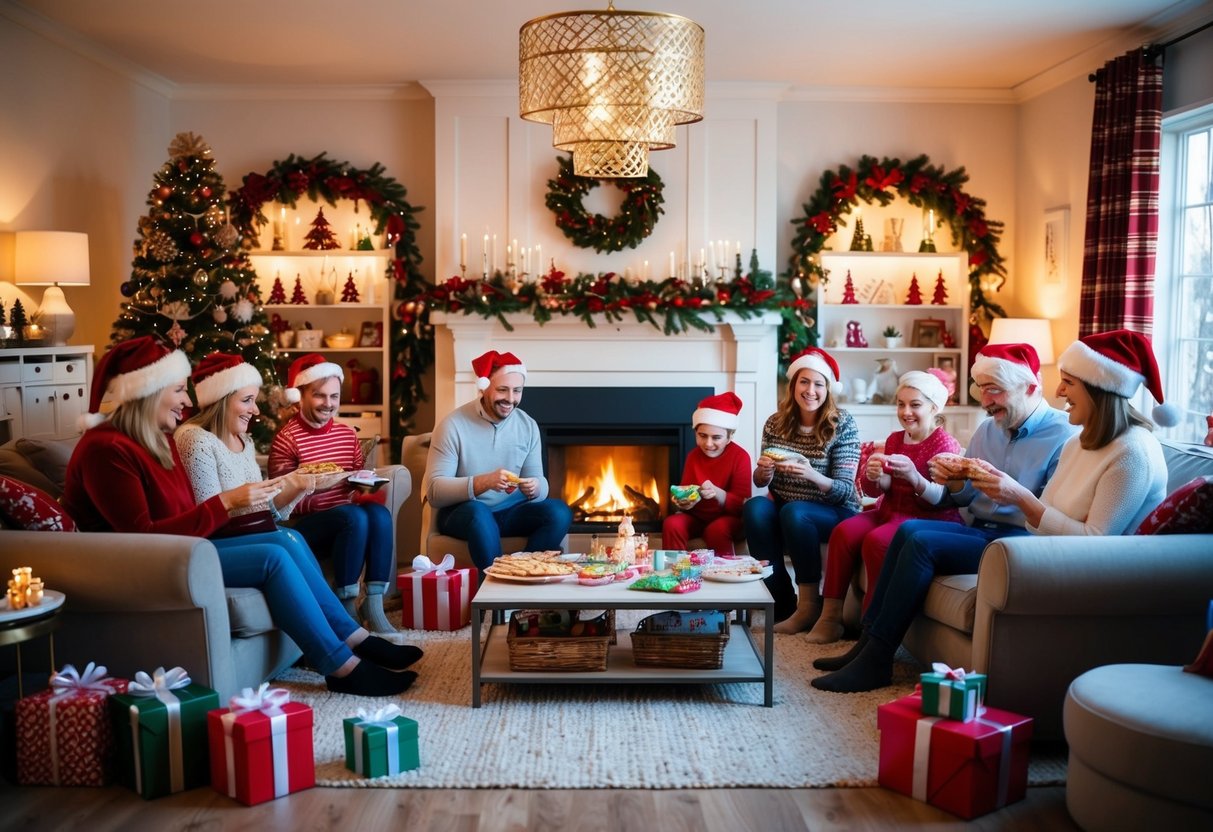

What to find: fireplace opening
left=551, top=443, right=668, bottom=527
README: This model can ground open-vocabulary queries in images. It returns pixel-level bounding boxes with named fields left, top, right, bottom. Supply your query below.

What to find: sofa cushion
left=0, top=445, right=59, bottom=497
left=225, top=587, right=279, bottom=638
left=15, top=436, right=80, bottom=496
left=1135, top=476, right=1213, bottom=535
left=0, top=475, right=76, bottom=531
left=921, top=573, right=978, bottom=633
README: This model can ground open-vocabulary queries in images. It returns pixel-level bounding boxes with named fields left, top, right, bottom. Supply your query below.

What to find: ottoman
left=1064, top=664, right=1213, bottom=831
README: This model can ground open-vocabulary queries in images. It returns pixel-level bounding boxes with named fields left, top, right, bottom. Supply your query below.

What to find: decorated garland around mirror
left=545, top=154, right=665, bottom=252
left=786, top=153, right=1007, bottom=367
left=229, top=153, right=431, bottom=444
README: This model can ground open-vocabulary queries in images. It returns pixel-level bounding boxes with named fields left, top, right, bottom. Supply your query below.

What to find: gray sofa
left=0, top=436, right=411, bottom=702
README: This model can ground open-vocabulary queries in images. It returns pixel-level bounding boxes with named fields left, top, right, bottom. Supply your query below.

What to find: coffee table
left=470, top=576, right=774, bottom=707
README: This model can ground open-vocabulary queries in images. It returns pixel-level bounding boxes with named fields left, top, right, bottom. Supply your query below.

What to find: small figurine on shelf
left=302, top=207, right=342, bottom=250
left=9, top=298, right=29, bottom=342
left=357, top=227, right=376, bottom=251
left=870, top=358, right=899, bottom=404
left=933, top=359, right=958, bottom=404
left=850, top=211, right=867, bottom=251
left=931, top=270, right=949, bottom=305
left=881, top=326, right=903, bottom=349
left=268, top=273, right=287, bottom=304
left=341, top=272, right=360, bottom=303
left=940, top=327, right=957, bottom=348
left=290, top=274, right=308, bottom=305
left=346, top=359, right=381, bottom=405
left=315, top=268, right=337, bottom=305
left=845, top=320, right=869, bottom=348
left=905, top=273, right=924, bottom=305
left=841, top=270, right=858, bottom=304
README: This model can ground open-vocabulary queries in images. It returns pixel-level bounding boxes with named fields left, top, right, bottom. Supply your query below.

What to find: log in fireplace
left=522, top=386, right=711, bottom=533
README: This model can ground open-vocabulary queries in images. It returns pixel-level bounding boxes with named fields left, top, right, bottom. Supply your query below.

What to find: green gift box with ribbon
left=343, top=705, right=419, bottom=778
left=920, top=663, right=988, bottom=723
left=109, top=666, right=219, bottom=799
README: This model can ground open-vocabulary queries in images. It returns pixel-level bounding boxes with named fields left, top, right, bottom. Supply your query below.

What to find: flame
left=563, top=447, right=660, bottom=520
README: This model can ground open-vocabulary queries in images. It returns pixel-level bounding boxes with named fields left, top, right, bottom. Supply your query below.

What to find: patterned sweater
left=863, top=427, right=963, bottom=523
left=268, top=416, right=364, bottom=514
left=761, top=410, right=861, bottom=512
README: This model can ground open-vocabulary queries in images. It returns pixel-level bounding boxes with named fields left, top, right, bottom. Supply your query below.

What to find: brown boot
left=773, top=584, right=821, bottom=634
left=805, top=597, right=845, bottom=643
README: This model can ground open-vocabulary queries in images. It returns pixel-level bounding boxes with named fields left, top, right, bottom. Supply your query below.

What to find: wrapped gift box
left=208, top=684, right=314, bottom=805
left=397, top=554, right=477, bottom=631
left=16, top=663, right=129, bottom=786
left=919, top=664, right=988, bottom=723
left=109, top=667, right=218, bottom=799
left=343, top=706, right=419, bottom=778
left=877, top=693, right=1032, bottom=819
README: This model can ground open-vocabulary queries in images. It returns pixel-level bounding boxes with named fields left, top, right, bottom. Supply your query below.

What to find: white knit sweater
left=174, top=424, right=296, bottom=519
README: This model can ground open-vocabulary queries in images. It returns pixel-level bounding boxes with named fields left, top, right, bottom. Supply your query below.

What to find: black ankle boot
left=353, top=636, right=424, bottom=671
left=811, top=636, right=895, bottom=693
left=812, top=630, right=869, bottom=671
left=326, top=661, right=418, bottom=696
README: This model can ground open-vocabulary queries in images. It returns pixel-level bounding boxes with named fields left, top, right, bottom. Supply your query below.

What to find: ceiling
left=5, top=0, right=1211, bottom=93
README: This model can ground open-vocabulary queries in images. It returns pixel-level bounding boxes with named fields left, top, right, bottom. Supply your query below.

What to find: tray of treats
left=294, top=461, right=350, bottom=491
left=484, top=554, right=578, bottom=583
left=702, top=558, right=773, bottom=583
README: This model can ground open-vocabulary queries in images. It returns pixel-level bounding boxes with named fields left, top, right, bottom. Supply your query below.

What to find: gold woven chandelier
left=519, top=2, right=705, bottom=178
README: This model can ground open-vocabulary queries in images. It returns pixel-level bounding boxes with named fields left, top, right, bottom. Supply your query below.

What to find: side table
left=0, top=594, right=65, bottom=699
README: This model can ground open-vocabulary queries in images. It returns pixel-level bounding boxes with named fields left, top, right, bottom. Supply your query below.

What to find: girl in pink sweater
left=806, top=370, right=963, bottom=643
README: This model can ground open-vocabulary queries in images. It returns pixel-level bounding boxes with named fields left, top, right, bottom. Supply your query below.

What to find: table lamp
left=14, top=231, right=90, bottom=346
left=987, top=317, right=1055, bottom=364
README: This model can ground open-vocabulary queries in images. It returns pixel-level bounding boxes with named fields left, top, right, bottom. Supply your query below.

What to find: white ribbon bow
left=50, top=662, right=113, bottom=696
left=931, top=662, right=973, bottom=681
left=127, top=666, right=191, bottom=795
left=223, top=682, right=293, bottom=800
left=412, top=554, right=455, bottom=574
left=356, top=704, right=403, bottom=724
left=352, top=705, right=404, bottom=776
left=229, top=682, right=290, bottom=716
left=128, top=666, right=192, bottom=696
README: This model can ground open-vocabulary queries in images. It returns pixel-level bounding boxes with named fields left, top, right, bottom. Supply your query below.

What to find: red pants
left=821, top=511, right=906, bottom=614
left=662, top=513, right=744, bottom=555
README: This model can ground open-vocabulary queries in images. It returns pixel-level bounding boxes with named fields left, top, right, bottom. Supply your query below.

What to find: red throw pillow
left=1135, top=475, right=1213, bottom=535
left=0, top=475, right=77, bottom=532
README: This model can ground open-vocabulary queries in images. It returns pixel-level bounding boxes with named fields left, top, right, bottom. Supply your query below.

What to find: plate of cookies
left=485, top=553, right=578, bottom=583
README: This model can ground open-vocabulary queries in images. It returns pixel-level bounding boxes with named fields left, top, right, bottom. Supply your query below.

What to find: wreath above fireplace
left=545, top=154, right=665, bottom=252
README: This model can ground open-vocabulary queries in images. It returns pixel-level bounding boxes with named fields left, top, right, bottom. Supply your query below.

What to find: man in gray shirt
left=422, top=350, right=572, bottom=569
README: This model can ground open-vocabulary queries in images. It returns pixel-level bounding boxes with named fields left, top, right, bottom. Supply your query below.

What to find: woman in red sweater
left=62, top=337, right=419, bottom=696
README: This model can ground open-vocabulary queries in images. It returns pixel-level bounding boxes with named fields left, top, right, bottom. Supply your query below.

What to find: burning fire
left=562, top=447, right=662, bottom=523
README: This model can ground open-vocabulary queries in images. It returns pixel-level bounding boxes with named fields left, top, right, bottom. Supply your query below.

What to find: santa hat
left=1058, top=329, right=1180, bottom=427
left=190, top=352, right=264, bottom=408
left=970, top=343, right=1041, bottom=390
left=81, top=336, right=191, bottom=430
left=692, top=391, right=743, bottom=431
left=284, top=353, right=343, bottom=404
left=897, top=370, right=949, bottom=411
left=785, top=347, right=844, bottom=396
left=472, top=350, right=527, bottom=390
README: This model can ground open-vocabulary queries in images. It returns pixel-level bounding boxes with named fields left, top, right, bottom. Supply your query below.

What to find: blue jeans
left=211, top=527, right=359, bottom=675
left=437, top=498, right=573, bottom=571
left=292, top=503, right=393, bottom=587
left=864, top=519, right=1029, bottom=648
left=743, top=495, right=856, bottom=586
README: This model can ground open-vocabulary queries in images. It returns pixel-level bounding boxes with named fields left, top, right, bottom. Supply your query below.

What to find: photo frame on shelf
left=911, top=318, right=947, bottom=348
left=932, top=352, right=959, bottom=403
left=359, top=320, right=383, bottom=348
left=1044, top=207, right=1069, bottom=285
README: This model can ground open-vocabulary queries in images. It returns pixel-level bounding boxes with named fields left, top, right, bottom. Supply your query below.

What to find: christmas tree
left=303, top=207, right=341, bottom=250
left=841, top=270, right=858, bottom=304
left=905, top=273, right=923, bottom=304
left=932, top=270, right=949, bottom=305
left=290, top=275, right=308, bottom=305
left=341, top=272, right=360, bottom=303
left=849, top=214, right=867, bottom=251
left=268, top=274, right=287, bottom=304
left=10, top=298, right=29, bottom=340
left=110, top=132, right=279, bottom=442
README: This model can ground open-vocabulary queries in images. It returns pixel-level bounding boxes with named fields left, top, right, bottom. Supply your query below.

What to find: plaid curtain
left=1080, top=49, right=1163, bottom=336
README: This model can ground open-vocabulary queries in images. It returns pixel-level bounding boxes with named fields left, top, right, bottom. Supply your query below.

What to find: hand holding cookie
left=928, top=453, right=968, bottom=483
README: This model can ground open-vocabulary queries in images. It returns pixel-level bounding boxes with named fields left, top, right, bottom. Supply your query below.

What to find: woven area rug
left=272, top=611, right=1066, bottom=789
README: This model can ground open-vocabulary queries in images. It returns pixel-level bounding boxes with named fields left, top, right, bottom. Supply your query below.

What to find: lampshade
left=14, top=231, right=90, bottom=346
left=988, top=317, right=1055, bottom=364
left=519, top=3, right=704, bottom=178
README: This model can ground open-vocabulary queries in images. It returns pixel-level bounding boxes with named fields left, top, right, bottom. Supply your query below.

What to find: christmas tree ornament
left=849, top=212, right=867, bottom=251
left=200, top=186, right=213, bottom=199
left=156, top=185, right=173, bottom=200
left=166, top=320, right=187, bottom=346
left=232, top=298, right=254, bottom=323
left=290, top=275, right=308, bottom=304
left=303, top=207, right=341, bottom=250
left=932, top=270, right=949, bottom=305
left=841, top=270, right=858, bottom=304
left=147, top=231, right=178, bottom=262
left=161, top=300, right=191, bottom=320
left=218, top=279, right=239, bottom=299
left=341, top=272, right=360, bottom=303
left=214, top=223, right=239, bottom=249
left=905, top=273, right=923, bottom=304
left=189, top=231, right=205, bottom=248
left=121, top=281, right=135, bottom=297
left=213, top=306, right=228, bottom=323
left=268, top=275, right=287, bottom=304
left=192, top=269, right=210, bottom=288
left=168, top=132, right=211, bottom=161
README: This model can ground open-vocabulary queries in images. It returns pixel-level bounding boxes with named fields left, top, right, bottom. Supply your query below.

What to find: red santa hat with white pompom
left=1058, top=329, right=1180, bottom=426
left=785, top=347, right=844, bottom=396
left=80, top=335, right=191, bottom=430
left=190, top=352, right=263, bottom=408
left=692, top=391, right=743, bottom=431
left=472, top=350, right=527, bottom=390
left=284, top=353, right=344, bottom=404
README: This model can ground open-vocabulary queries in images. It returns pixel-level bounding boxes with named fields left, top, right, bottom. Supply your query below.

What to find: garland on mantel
left=786, top=153, right=1008, bottom=354
left=227, top=152, right=432, bottom=438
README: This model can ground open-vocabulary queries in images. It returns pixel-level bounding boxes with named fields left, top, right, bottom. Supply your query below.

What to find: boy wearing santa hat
left=662, top=392, right=752, bottom=555
left=422, top=350, right=572, bottom=570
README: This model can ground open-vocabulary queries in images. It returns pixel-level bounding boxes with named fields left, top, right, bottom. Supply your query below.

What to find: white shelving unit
left=817, top=251, right=984, bottom=444
left=248, top=250, right=393, bottom=440
left=0, top=345, right=93, bottom=442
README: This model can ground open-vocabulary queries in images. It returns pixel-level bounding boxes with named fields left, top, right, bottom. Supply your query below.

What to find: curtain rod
left=1088, top=18, right=1213, bottom=81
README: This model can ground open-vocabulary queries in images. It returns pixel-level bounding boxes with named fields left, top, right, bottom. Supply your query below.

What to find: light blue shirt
left=947, top=399, right=1078, bottom=527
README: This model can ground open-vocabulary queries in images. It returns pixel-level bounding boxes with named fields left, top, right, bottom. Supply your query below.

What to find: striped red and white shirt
left=268, top=416, right=364, bottom=514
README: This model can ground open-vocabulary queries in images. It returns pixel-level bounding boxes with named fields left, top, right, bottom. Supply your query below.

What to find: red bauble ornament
left=189, top=231, right=205, bottom=247
left=200, top=186, right=213, bottom=198
left=156, top=185, right=173, bottom=200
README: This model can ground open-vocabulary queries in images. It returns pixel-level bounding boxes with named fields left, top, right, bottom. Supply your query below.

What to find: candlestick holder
left=918, top=236, right=937, bottom=253
left=459, top=265, right=467, bottom=279
left=272, top=222, right=285, bottom=251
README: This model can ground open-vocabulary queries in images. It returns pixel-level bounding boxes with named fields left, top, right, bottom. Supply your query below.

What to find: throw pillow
left=15, top=435, right=81, bottom=496
left=0, top=475, right=77, bottom=531
left=1135, top=475, right=1213, bottom=535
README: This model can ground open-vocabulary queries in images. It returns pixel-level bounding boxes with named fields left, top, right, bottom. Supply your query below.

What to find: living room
left=3, top=0, right=1213, bottom=828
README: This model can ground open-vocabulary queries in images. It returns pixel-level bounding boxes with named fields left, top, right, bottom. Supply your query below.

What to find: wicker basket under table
left=505, top=610, right=613, bottom=672
left=630, top=624, right=730, bottom=670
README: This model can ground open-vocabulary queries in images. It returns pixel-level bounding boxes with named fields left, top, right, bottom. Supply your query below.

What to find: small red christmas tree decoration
left=290, top=274, right=308, bottom=305
left=905, top=273, right=923, bottom=305
left=268, top=274, right=287, bottom=304
left=931, top=270, right=949, bottom=305
left=841, top=270, right=858, bottom=304
left=303, top=207, right=341, bottom=250
left=340, top=272, right=360, bottom=303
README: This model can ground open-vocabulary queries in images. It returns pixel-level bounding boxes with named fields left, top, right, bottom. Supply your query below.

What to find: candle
left=482, top=234, right=489, bottom=278
left=669, top=251, right=676, bottom=278
left=535, top=244, right=541, bottom=274
left=460, top=233, right=467, bottom=269
left=928, top=210, right=935, bottom=231
left=643, top=260, right=649, bottom=281
left=699, top=248, right=706, bottom=276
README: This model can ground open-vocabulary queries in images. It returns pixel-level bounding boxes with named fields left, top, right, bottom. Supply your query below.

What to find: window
left=1158, top=106, right=1213, bottom=443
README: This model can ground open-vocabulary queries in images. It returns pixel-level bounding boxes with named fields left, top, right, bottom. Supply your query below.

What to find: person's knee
left=545, top=499, right=573, bottom=528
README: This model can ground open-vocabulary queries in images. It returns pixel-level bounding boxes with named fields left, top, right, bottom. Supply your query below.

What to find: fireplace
left=523, top=386, right=712, bottom=533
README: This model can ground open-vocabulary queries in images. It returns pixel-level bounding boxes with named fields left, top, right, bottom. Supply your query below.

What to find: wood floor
left=0, top=784, right=1077, bottom=831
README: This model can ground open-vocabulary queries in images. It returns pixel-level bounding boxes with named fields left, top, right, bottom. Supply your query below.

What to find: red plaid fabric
left=1080, top=49, right=1163, bottom=336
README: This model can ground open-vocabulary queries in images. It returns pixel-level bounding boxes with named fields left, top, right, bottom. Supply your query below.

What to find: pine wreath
left=545, top=155, right=664, bottom=253
left=787, top=154, right=1008, bottom=349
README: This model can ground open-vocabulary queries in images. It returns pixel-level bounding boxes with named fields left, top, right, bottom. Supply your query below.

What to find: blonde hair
left=771, top=369, right=842, bottom=445
left=109, top=393, right=174, bottom=469
left=183, top=396, right=230, bottom=438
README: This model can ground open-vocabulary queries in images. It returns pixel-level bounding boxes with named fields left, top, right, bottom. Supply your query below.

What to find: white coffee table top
left=473, top=574, right=772, bottom=608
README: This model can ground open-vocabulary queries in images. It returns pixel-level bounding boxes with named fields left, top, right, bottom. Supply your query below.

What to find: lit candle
left=643, top=259, right=649, bottom=281
left=735, top=240, right=741, bottom=258
left=512, top=238, right=519, bottom=262
left=928, top=209, right=935, bottom=231
left=482, top=234, right=489, bottom=278
left=699, top=248, right=706, bottom=276
left=460, top=233, right=467, bottom=269
left=669, top=251, right=676, bottom=278
left=535, top=244, right=542, bottom=274
left=491, top=234, right=498, bottom=273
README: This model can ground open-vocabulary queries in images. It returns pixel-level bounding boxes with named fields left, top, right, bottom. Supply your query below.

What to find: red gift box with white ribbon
left=877, top=693, right=1032, bottom=819
left=397, top=554, right=477, bottom=631
left=207, top=683, right=314, bottom=806
left=16, top=662, right=129, bottom=786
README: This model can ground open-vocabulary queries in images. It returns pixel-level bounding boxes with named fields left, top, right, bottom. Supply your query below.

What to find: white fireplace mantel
left=430, top=311, right=782, bottom=459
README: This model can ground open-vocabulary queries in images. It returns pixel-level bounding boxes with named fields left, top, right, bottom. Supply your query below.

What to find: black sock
left=353, top=635, right=424, bottom=671
left=810, top=637, right=895, bottom=693
left=812, top=630, right=869, bottom=671
left=326, top=662, right=418, bottom=696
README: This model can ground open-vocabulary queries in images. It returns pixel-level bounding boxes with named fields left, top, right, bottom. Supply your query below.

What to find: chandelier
left=519, top=2, right=705, bottom=178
